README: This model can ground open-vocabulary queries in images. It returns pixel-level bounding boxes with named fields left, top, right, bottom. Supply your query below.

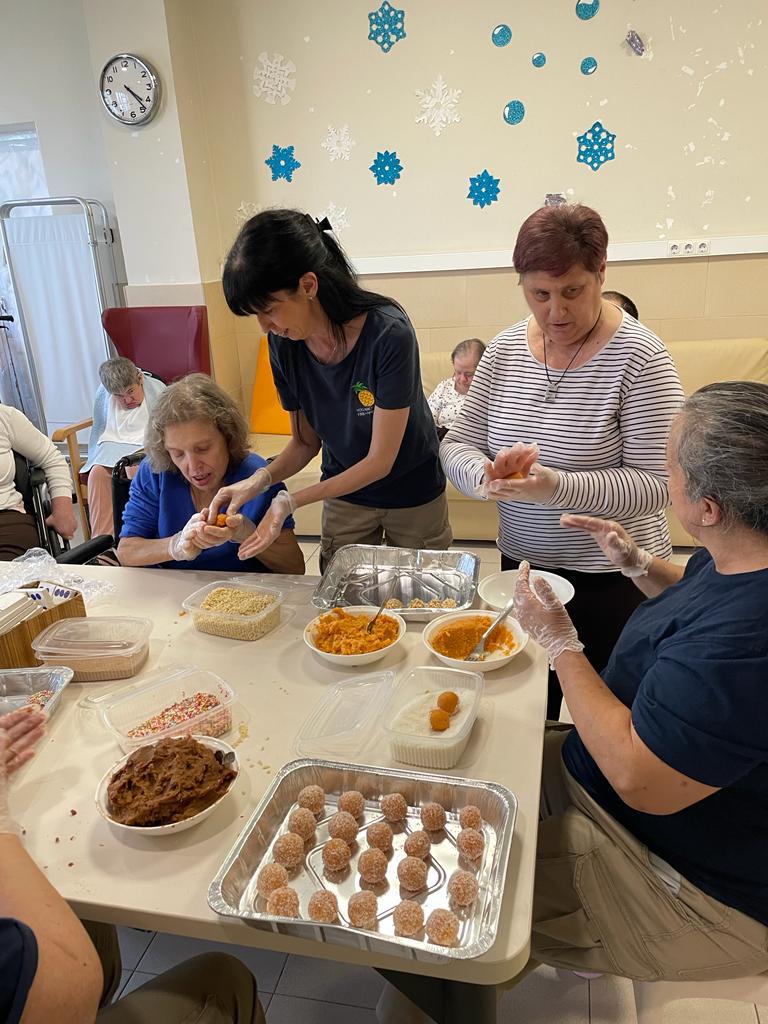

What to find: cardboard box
left=0, top=581, right=86, bottom=669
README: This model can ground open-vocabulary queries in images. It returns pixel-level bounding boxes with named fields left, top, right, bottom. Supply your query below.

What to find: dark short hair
left=513, top=204, right=608, bottom=277
left=603, top=290, right=639, bottom=320
left=451, top=338, right=486, bottom=362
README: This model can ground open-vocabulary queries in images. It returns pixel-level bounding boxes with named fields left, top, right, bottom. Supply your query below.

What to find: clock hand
left=124, top=85, right=146, bottom=106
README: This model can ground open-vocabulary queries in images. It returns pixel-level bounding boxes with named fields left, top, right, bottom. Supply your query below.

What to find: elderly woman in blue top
left=510, top=380, right=768, bottom=981
left=206, top=209, right=450, bottom=569
left=117, top=374, right=304, bottom=574
left=82, top=357, right=166, bottom=537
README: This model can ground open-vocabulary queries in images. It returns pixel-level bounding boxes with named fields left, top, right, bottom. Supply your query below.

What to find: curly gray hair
left=677, top=381, right=768, bottom=536
left=145, top=374, right=249, bottom=473
left=99, top=356, right=141, bottom=394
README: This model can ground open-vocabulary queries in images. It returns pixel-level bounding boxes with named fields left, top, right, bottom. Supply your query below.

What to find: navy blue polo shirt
left=268, top=304, right=444, bottom=509
left=564, top=547, right=768, bottom=925
left=0, top=918, right=37, bottom=1023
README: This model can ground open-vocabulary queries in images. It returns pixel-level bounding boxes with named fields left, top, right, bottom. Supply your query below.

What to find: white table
left=10, top=564, right=548, bottom=987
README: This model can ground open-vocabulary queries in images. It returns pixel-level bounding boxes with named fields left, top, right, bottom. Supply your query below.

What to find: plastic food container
left=381, top=666, right=484, bottom=769
left=31, top=617, right=152, bottom=682
left=0, top=666, right=74, bottom=719
left=100, top=665, right=236, bottom=753
left=294, top=670, right=396, bottom=760
left=182, top=581, right=283, bottom=641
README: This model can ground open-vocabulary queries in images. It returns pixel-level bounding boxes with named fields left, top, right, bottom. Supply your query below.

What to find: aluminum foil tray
left=312, top=545, right=480, bottom=621
left=208, top=758, right=516, bottom=963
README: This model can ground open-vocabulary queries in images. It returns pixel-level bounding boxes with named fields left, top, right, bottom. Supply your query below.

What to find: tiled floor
left=111, top=541, right=728, bottom=1022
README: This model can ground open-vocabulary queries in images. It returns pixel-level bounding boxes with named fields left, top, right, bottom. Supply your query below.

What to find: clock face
left=99, top=54, right=160, bottom=126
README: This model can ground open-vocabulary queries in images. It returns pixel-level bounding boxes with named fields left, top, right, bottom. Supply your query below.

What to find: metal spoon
left=367, top=578, right=399, bottom=633
left=466, top=596, right=516, bottom=661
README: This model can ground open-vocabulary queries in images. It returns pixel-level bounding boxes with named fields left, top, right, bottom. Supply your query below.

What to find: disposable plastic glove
left=0, top=708, right=46, bottom=836
left=476, top=442, right=548, bottom=501
left=484, top=462, right=559, bottom=504
left=237, top=490, right=296, bottom=560
left=561, top=514, right=653, bottom=577
left=167, top=512, right=204, bottom=561
left=207, top=467, right=273, bottom=521
left=513, top=560, right=584, bottom=668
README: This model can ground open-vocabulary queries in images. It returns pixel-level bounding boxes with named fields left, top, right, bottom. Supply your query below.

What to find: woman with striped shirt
left=441, top=204, right=684, bottom=718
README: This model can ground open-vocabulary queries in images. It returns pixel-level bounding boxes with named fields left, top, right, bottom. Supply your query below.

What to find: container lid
left=293, top=670, right=395, bottom=759
left=31, top=616, right=152, bottom=659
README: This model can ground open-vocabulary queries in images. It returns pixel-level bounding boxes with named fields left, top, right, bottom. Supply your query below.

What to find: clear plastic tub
left=31, top=617, right=152, bottom=682
left=0, top=666, right=74, bottom=719
left=99, top=665, right=236, bottom=752
left=293, top=670, right=396, bottom=760
left=182, top=581, right=283, bottom=641
left=381, top=666, right=484, bottom=769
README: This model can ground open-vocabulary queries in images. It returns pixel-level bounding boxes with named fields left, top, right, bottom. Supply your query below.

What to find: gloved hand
left=476, top=441, right=540, bottom=499
left=237, top=490, right=296, bottom=560
left=193, top=513, right=257, bottom=550
left=484, top=462, right=559, bottom=505
left=561, top=514, right=653, bottom=577
left=207, top=467, right=273, bottom=521
left=513, top=561, right=584, bottom=668
left=0, top=708, right=46, bottom=836
left=167, top=512, right=204, bottom=561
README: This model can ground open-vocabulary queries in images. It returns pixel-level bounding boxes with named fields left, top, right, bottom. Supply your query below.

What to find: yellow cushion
left=249, top=336, right=291, bottom=434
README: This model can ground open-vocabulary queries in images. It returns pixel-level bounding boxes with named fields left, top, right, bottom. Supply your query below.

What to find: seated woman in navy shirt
left=509, top=380, right=768, bottom=982
left=117, top=374, right=304, bottom=574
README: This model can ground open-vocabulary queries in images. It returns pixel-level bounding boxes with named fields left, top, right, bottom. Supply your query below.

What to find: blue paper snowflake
left=265, top=144, right=301, bottom=182
left=369, top=150, right=403, bottom=185
left=576, top=120, right=616, bottom=171
left=368, top=1, right=406, bottom=53
left=467, top=169, right=500, bottom=209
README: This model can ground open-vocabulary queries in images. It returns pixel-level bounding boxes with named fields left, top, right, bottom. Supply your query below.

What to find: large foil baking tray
left=312, top=545, right=480, bottom=621
left=208, top=757, right=516, bottom=963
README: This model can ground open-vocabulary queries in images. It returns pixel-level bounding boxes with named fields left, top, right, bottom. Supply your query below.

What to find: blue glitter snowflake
left=368, top=1, right=406, bottom=53
left=576, top=121, right=616, bottom=171
left=467, top=169, right=501, bottom=209
left=575, top=0, right=600, bottom=20
left=265, top=144, right=301, bottom=182
left=369, top=150, right=403, bottom=185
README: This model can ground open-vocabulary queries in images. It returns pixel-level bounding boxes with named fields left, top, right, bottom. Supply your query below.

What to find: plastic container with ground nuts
left=182, top=580, right=283, bottom=641
left=100, top=665, right=236, bottom=752
left=31, top=617, right=152, bottom=682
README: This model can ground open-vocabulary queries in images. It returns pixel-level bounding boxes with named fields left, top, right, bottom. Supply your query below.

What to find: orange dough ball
left=366, top=821, right=393, bottom=851
left=397, top=855, right=428, bottom=892
left=429, top=708, right=451, bottom=732
left=348, top=890, right=378, bottom=929
left=215, top=513, right=228, bottom=527
left=448, top=870, right=479, bottom=907
left=404, top=830, right=431, bottom=859
left=267, top=886, right=299, bottom=918
left=288, top=807, right=317, bottom=841
left=506, top=471, right=525, bottom=480
left=393, top=899, right=424, bottom=937
left=437, top=691, right=460, bottom=715
left=328, top=810, right=359, bottom=845
left=358, top=847, right=388, bottom=884
left=273, top=832, right=304, bottom=868
left=256, top=862, right=288, bottom=898
left=425, top=908, right=460, bottom=946
left=322, top=838, right=352, bottom=873
left=297, top=785, right=325, bottom=815
left=380, top=792, right=408, bottom=821
left=338, top=790, right=365, bottom=818
left=458, top=805, right=482, bottom=831
left=420, top=802, right=446, bottom=832
left=457, top=827, right=485, bottom=861
left=308, top=890, right=339, bottom=923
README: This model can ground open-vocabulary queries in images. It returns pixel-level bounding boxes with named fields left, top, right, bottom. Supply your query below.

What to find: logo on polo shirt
left=353, top=381, right=375, bottom=412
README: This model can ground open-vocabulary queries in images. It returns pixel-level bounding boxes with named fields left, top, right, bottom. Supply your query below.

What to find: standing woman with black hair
left=208, top=209, right=451, bottom=566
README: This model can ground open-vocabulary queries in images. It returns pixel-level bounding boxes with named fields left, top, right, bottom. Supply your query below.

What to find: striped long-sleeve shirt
left=440, top=315, right=685, bottom=572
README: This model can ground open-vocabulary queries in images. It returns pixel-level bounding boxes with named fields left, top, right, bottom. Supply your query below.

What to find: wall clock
left=99, top=53, right=160, bottom=126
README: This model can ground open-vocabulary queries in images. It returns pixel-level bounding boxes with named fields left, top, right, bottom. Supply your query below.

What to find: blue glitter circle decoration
left=580, top=56, right=598, bottom=75
left=575, top=0, right=600, bottom=20
left=491, top=24, right=512, bottom=47
left=532, top=52, right=547, bottom=68
left=503, top=100, right=525, bottom=125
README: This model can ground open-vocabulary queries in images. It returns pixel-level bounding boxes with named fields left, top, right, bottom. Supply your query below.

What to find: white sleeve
left=1, top=406, right=73, bottom=500
left=439, top=345, right=496, bottom=498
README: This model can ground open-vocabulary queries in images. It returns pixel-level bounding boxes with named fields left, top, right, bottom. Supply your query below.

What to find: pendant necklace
left=542, top=310, right=602, bottom=404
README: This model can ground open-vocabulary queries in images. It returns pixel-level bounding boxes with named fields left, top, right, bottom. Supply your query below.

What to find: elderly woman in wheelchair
left=117, top=374, right=304, bottom=574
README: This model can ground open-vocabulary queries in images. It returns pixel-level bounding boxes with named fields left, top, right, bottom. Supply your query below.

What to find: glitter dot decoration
left=532, top=51, right=547, bottom=68
left=503, top=100, right=525, bottom=125
left=580, top=56, right=598, bottom=75
left=576, top=119, right=616, bottom=171
left=491, top=24, right=512, bottom=47
left=575, top=0, right=600, bottom=20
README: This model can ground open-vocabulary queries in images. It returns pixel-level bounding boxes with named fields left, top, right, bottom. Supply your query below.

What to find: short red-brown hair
left=513, top=204, right=608, bottom=277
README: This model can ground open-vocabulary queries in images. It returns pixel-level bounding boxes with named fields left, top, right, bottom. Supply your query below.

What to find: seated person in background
left=0, top=708, right=267, bottom=1024
left=82, top=357, right=166, bottom=537
left=117, top=374, right=305, bottom=574
left=0, top=404, right=76, bottom=559
left=602, top=289, right=638, bottom=320
left=427, top=338, right=486, bottom=439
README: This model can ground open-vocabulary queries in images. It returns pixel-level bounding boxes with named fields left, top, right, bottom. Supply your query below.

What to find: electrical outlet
left=667, top=238, right=711, bottom=258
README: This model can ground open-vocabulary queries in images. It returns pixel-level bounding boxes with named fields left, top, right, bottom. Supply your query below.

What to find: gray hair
left=451, top=338, right=486, bottom=363
left=99, top=356, right=141, bottom=394
left=145, top=373, right=249, bottom=473
left=677, top=381, right=768, bottom=536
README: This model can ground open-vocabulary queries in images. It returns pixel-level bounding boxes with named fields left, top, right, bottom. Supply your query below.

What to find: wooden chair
left=51, top=417, right=93, bottom=539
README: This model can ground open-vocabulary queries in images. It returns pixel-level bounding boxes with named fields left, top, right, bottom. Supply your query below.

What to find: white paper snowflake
left=253, top=52, right=296, bottom=105
left=234, top=201, right=264, bottom=227
left=321, top=125, right=357, bottom=162
left=415, top=74, right=461, bottom=137
left=319, top=202, right=350, bottom=236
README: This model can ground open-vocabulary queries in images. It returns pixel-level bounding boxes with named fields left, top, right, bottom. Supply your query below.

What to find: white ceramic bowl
left=95, top=735, right=238, bottom=836
left=304, top=606, right=407, bottom=666
left=422, top=609, right=528, bottom=673
left=478, top=569, right=575, bottom=609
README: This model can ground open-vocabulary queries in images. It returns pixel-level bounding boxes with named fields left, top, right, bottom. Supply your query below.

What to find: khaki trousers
left=320, top=491, right=452, bottom=569
left=85, top=921, right=266, bottom=1023
left=533, top=727, right=768, bottom=982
